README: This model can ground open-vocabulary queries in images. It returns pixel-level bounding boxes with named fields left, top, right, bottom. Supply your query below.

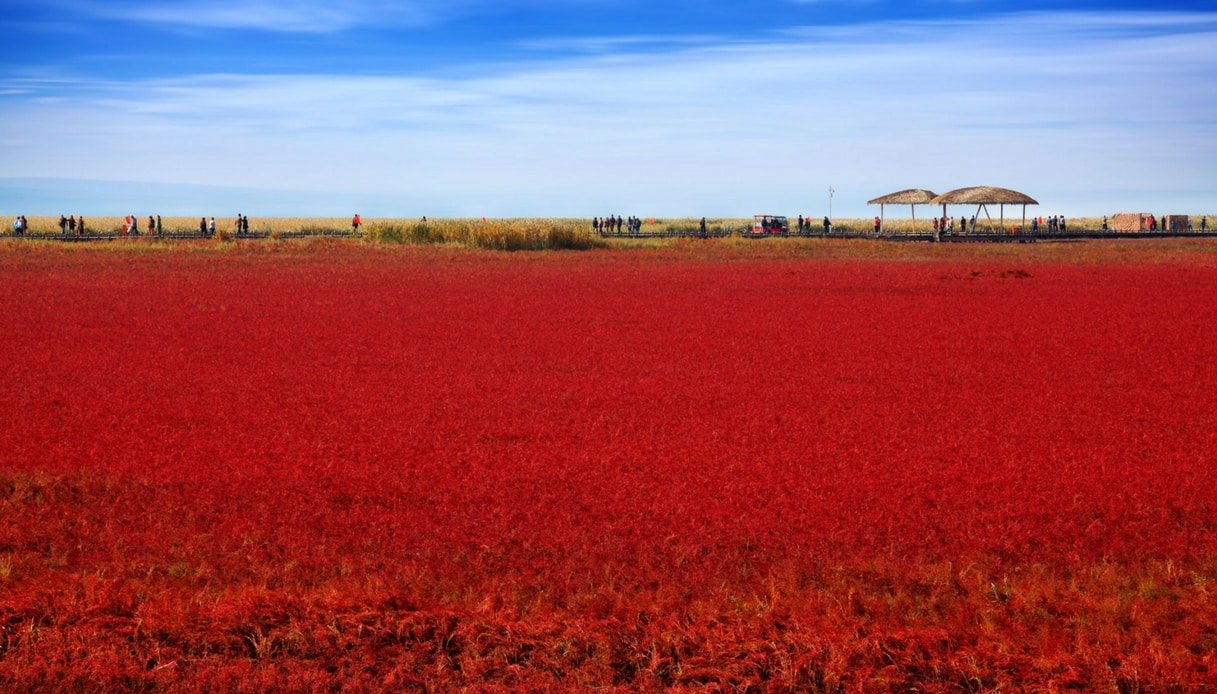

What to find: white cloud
left=45, top=0, right=438, bottom=32
left=42, top=0, right=615, bottom=32
left=517, top=34, right=726, bottom=53
left=2, top=11, right=1215, bottom=216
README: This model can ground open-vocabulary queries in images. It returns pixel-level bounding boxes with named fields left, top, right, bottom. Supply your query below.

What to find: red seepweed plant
left=1, top=240, right=1216, bottom=690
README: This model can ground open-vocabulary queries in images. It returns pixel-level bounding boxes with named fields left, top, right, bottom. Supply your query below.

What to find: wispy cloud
left=40, top=0, right=619, bottom=33
left=45, top=0, right=434, bottom=32
left=2, top=11, right=1215, bottom=216
left=517, top=34, right=726, bottom=53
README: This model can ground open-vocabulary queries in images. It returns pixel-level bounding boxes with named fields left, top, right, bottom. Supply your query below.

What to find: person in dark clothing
left=156, top=215, right=162, bottom=235
left=200, top=217, right=207, bottom=235
left=58, top=215, right=67, bottom=234
left=822, top=216, right=831, bottom=234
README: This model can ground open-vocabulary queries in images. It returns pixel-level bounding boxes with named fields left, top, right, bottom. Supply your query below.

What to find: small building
left=1167, top=215, right=1190, bottom=232
left=1111, top=213, right=1153, bottom=232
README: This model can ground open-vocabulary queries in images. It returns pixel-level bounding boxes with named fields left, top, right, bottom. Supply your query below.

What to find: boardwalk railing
left=595, top=227, right=1217, bottom=242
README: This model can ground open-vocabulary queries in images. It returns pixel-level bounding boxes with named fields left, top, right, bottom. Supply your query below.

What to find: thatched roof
left=929, top=187, right=1038, bottom=205
left=867, top=189, right=937, bottom=205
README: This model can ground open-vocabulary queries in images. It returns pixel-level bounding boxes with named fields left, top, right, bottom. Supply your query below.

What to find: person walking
left=208, top=217, right=216, bottom=236
left=147, top=216, right=155, bottom=235
left=156, top=215, right=162, bottom=235
left=352, top=214, right=362, bottom=233
left=199, top=217, right=207, bottom=235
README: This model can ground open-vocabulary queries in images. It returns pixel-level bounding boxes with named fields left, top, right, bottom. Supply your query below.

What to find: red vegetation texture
left=2, top=240, right=1217, bottom=691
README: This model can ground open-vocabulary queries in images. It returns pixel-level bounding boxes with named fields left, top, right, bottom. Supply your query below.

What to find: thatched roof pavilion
left=866, top=189, right=937, bottom=235
left=929, top=186, right=1038, bottom=233
left=868, top=189, right=939, bottom=205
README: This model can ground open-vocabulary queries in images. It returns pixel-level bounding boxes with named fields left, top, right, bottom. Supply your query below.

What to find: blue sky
left=2, top=0, right=1215, bottom=218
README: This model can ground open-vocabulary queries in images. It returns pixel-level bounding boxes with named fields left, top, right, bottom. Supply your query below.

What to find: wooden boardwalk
left=9, top=228, right=1217, bottom=243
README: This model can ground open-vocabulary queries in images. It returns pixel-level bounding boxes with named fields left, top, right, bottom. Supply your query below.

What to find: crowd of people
left=791, top=215, right=835, bottom=234
left=593, top=215, right=643, bottom=234
left=18, top=214, right=250, bottom=237
left=35, top=215, right=90, bottom=235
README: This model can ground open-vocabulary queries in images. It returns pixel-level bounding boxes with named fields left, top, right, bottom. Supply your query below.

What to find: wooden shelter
left=929, top=186, right=1038, bottom=234
left=866, top=189, right=937, bottom=235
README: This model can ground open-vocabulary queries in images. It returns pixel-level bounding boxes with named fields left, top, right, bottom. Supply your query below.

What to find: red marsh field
left=2, top=237, right=1216, bottom=691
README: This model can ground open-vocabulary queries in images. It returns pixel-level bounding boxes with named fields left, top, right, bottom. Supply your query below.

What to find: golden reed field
left=8, top=213, right=1211, bottom=248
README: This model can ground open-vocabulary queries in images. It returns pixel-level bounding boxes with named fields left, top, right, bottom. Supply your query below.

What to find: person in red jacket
left=352, top=214, right=362, bottom=232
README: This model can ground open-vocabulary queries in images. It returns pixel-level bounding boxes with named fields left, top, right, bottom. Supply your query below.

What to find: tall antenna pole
left=828, top=185, right=835, bottom=222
